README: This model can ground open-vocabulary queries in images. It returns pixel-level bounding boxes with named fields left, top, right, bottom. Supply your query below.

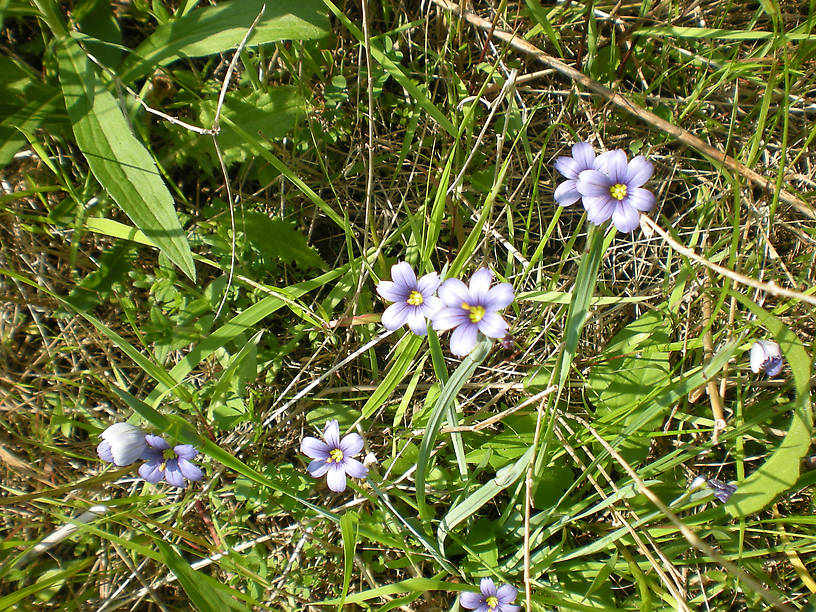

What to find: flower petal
left=381, top=302, right=409, bottom=330
left=484, top=283, right=514, bottom=311
left=477, top=312, right=508, bottom=338
left=420, top=295, right=443, bottom=319
left=339, top=432, right=364, bottom=457
left=144, top=434, right=170, bottom=450
left=97, top=441, right=114, bottom=463
left=326, top=464, right=347, bottom=492
left=438, top=278, right=471, bottom=307
left=101, top=423, right=149, bottom=466
left=178, top=459, right=203, bottom=482
left=572, top=141, right=596, bottom=169
left=459, top=591, right=484, bottom=609
left=301, top=436, right=330, bottom=460
left=140, top=447, right=163, bottom=462
left=323, top=420, right=340, bottom=449
left=468, top=268, right=494, bottom=304
left=611, top=202, right=641, bottom=233
left=479, top=577, right=498, bottom=597
left=174, top=445, right=198, bottom=461
left=376, top=280, right=406, bottom=303
left=554, top=156, right=581, bottom=180
left=417, top=271, right=440, bottom=296
left=627, top=187, right=655, bottom=212
left=139, top=460, right=163, bottom=484
left=576, top=169, right=612, bottom=198
left=450, top=323, right=479, bottom=357
left=307, top=459, right=331, bottom=477
left=164, top=460, right=186, bottom=488
left=497, top=584, right=518, bottom=604
left=554, top=179, right=581, bottom=207
left=605, top=149, right=629, bottom=184
left=406, top=307, right=428, bottom=336
left=432, top=307, right=469, bottom=331
left=594, top=150, right=617, bottom=173
left=626, top=155, right=653, bottom=187
left=500, top=606, right=521, bottom=612
left=583, top=195, right=616, bottom=225
left=341, top=457, right=368, bottom=479
left=751, top=340, right=782, bottom=374
left=390, top=261, right=417, bottom=292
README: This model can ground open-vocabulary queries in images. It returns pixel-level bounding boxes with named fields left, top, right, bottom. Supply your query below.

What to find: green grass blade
left=338, top=511, right=358, bottom=610
left=360, top=333, right=423, bottom=420
left=156, top=541, right=250, bottom=612
left=416, top=337, right=492, bottom=522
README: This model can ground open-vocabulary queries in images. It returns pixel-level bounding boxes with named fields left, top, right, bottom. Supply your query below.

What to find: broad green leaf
left=75, top=0, right=123, bottom=68
left=182, top=88, right=306, bottom=168
left=119, top=0, right=329, bottom=83
left=242, top=212, right=325, bottom=269
left=156, top=541, right=250, bottom=612
left=56, top=38, right=196, bottom=280
left=725, top=293, right=813, bottom=517
left=0, top=55, right=64, bottom=166
left=587, top=308, right=672, bottom=464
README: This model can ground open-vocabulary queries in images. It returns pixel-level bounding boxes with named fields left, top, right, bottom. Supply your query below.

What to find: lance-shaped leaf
left=57, top=38, right=196, bottom=280
left=118, top=0, right=329, bottom=83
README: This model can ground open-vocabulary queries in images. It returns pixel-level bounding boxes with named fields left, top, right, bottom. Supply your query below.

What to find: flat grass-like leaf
left=725, top=293, right=813, bottom=517
left=56, top=38, right=196, bottom=280
left=339, top=512, right=358, bottom=609
left=416, top=337, right=492, bottom=522
left=119, top=0, right=329, bottom=83
left=156, top=541, right=250, bottom=612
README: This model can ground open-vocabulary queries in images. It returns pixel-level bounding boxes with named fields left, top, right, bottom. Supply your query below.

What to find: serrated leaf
left=119, top=0, right=329, bottom=83
left=56, top=38, right=196, bottom=280
left=242, top=212, right=325, bottom=269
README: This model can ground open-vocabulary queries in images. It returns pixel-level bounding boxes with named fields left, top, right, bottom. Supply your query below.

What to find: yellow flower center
left=461, top=302, right=486, bottom=323
left=407, top=290, right=424, bottom=306
left=610, top=183, right=628, bottom=200
left=160, top=448, right=176, bottom=472
left=329, top=448, right=344, bottom=463
left=486, top=596, right=499, bottom=610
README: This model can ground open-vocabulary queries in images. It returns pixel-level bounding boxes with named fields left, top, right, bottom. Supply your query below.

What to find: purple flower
left=707, top=478, right=737, bottom=503
left=377, top=261, right=443, bottom=336
left=97, top=422, right=148, bottom=466
left=750, top=340, right=783, bottom=376
left=301, top=420, right=368, bottom=492
left=553, top=141, right=604, bottom=207
left=138, top=435, right=204, bottom=488
left=576, top=149, right=655, bottom=233
left=432, top=268, right=514, bottom=357
left=460, top=577, right=520, bottom=612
